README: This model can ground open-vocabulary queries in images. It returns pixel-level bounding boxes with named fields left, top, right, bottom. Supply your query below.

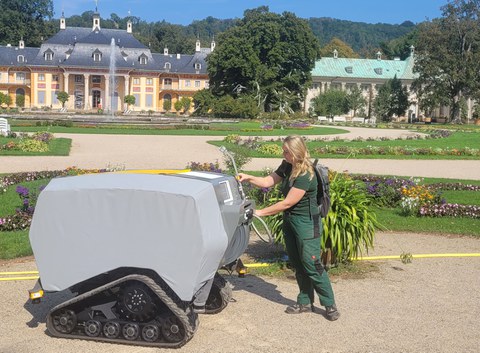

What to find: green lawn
left=374, top=207, right=480, bottom=237
left=210, top=131, right=480, bottom=159
left=11, top=121, right=348, bottom=136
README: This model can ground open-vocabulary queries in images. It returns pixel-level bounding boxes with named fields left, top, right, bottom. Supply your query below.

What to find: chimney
left=333, top=49, right=338, bottom=59
left=127, top=19, right=132, bottom=33
left=164, top=47, right=169, bottom=55
left=376, top=51, right=382, bottom=60
left=19, top=38, right=25, bottom=49
left=177, top=53, right=181, bottom=59
left=410, top=45, right=415, bottom=57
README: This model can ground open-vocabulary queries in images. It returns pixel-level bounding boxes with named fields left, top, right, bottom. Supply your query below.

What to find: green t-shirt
left=274, top=160, right=318, bottom=215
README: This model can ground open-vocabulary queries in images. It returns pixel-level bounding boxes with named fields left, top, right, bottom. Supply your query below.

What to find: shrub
left=257, top=143, right=283, bottom=156
left=420, top=203, right=480, bottom=218
left=186, top=161, right=222, bottom=173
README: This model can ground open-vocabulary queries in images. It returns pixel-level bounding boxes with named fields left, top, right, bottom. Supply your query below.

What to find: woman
left=238, top=135, right=340, bottom=321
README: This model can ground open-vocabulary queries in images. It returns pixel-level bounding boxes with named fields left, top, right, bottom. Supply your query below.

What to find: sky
left=53, top=0, right=447, bottom=25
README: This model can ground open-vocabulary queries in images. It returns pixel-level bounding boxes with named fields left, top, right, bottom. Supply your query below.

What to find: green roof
left=312, top=55, right=417, bottom=80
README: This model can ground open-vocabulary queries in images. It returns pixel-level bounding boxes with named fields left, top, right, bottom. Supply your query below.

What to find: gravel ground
left=0, top=232, right=479, bottom=353
left=1, top=126, right=479, bottom=352
left=1, top=126, right=480, bottom=179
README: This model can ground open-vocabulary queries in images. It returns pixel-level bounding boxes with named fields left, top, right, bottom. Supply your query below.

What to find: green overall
left=275, top=160, right=335, bottom=307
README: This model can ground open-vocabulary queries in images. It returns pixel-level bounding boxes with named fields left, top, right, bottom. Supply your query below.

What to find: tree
left=180, top=97, right=192, bottom=114
left=207, top=7, right=320, bottom=113
left=374, top=76, right=410, bottom=122
left=193, top=89, right=215, bottom=116
left=57, top=91, right=69, bottom=108
left=15, top=94, right=25, bottom=108
left=173, top=100, right=183, bottom=114
left=311, top=89, right=349, bottom=117
left=346, top=86, right=367, bottom=116
left=163, top=99, right=172, bottom=112
left=124, top=95, right=135, bottom=109
left=320, top=37, right=359, bottom=58
left=413, top=0, right=480, bottom=122
left=0, top=0, right=54, bottom=47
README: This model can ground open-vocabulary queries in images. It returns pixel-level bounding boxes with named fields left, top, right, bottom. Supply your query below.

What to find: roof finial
left=95, top=0, right=98, bottom=12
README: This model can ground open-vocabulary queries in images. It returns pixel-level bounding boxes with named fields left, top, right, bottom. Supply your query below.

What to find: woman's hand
left=237, top=173, right=251, bottom=183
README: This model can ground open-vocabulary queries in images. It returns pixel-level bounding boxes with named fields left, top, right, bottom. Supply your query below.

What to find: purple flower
left=16, top=186, right=29, bottom=197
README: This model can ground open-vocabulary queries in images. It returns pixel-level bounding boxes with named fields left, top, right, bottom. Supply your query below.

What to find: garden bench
left=351, top=117, right=366, bottom=123
left=333, top=116, right=346, bottom=123
left=0, top=117, right=10, bottom=136
left=317, top=116, right=329, bottom=122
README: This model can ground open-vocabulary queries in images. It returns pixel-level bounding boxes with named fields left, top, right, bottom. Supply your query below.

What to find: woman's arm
left=255, top=187, right=306, bottom=217
left=238, top=172, right=282, bottom=188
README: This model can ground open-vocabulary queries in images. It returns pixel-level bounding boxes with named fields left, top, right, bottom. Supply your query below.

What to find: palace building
left=0, top=11, right=213, bottom=113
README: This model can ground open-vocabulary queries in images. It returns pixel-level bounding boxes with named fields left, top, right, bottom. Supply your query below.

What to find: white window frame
left=93, top=53, right=102, bottom=62
left=133, top=78, right=140, bottom=85
left=146, top=78, right=153, bottom=85
left=17, top=55, right=25, bottom=63
left=194, top=80, right=201, bottom=88
left=38, top=74, right=45, bottom=82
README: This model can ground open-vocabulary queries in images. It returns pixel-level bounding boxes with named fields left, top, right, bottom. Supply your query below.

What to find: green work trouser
left=283, top=212, right=335, bottom=307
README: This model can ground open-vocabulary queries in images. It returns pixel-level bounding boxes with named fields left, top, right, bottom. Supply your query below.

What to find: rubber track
left=46, top=274, right=199, bottom=348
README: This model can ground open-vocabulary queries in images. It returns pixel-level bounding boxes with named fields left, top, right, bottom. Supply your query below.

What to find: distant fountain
left=109, top=38, right=116, bottom=119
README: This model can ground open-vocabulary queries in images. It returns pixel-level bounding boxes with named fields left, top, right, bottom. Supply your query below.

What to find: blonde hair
left=283, top=135, right=314, bottom=181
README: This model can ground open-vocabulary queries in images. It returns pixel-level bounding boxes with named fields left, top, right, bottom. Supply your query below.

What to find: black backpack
left=313, top=159, right=331, bottom=218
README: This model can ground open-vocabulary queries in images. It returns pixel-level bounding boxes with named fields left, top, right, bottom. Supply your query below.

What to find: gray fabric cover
left=29, top=173, right=228, bottom=301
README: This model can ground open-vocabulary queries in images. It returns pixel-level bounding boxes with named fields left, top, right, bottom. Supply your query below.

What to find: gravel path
left=1, top=232, right=479, bottom=353
left=1, top=126, right=480, bottom=179
left=1, top=126, right=479, bottom=352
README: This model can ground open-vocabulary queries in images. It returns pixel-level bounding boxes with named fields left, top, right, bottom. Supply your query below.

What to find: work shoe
left=325, top=305, right=340, bottom=321
left=285, top=303, right=314, bottom=314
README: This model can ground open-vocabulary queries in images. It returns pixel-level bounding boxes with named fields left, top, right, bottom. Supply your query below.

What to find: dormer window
left=345, top=66, right=353, bottom=74
left=17, top=55, right=25, bottom=63
left=165, top=62, right=171, bottom=70
left=194, top=63, right=201, bottom=70
left=44, top=49, right=54, bottom=61
left=139, top=54, right=148, bottom=65
left=92, top=49, right=102, bottom=62
left=374, top=68, right=383, bottom=75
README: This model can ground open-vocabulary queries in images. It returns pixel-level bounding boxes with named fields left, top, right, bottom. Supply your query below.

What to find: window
left=0, top=73, right=2, bottom=82
left=145, top=94, right=153, bottom=107
left=92, top=75, right=101, bottom=84
left=16, top=72, right=25, bottom=81
left=45, top=52, right=53, bottom=61
left=205, top=81, right=209, bottom=89
left=345, top=66, right=353, bottom=74
left=133, top=94, right=140, bottom=106
left=374, top=68, right=383, bottom=75
left=194, top=63, right=201, bottom=70
left=17, top=55, right=25, bottom=63
left=139, top=55, right=148, bottom=65
left=38, top=74, right=45, bottom=82
left=38, top=91, right=46, bottom=104
left=133, top=78, right=140, bottom=85
left=51, top=91, right=59, bottom=105
left=195, top=81, right=201, bottom=88
left=185, top=80, right=191, bottom=87
left=146, top=78, right=153, bottom=85
left=93, top=53, right=102, bottom=62
left=75, top=75, right=83, bottom=83
left=164, top=78, right=172, bottom=87
left=164, top=62, right=171, bottom=70
left=52, top=75, right=59, bottom=82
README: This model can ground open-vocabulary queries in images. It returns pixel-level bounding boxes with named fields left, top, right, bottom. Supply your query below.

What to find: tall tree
left=347, top=86, right=367, bottom=116
left=207, top=7, right=320, bottom=112
left=413, top=0, right=480, bottom=121
left=311, top=89, right=349, bottom=117
left=0, top=0, right=54, bottom=46
left=374, top=76, right=410, bottom=122
left=320, top=37, right=359, bottom=58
